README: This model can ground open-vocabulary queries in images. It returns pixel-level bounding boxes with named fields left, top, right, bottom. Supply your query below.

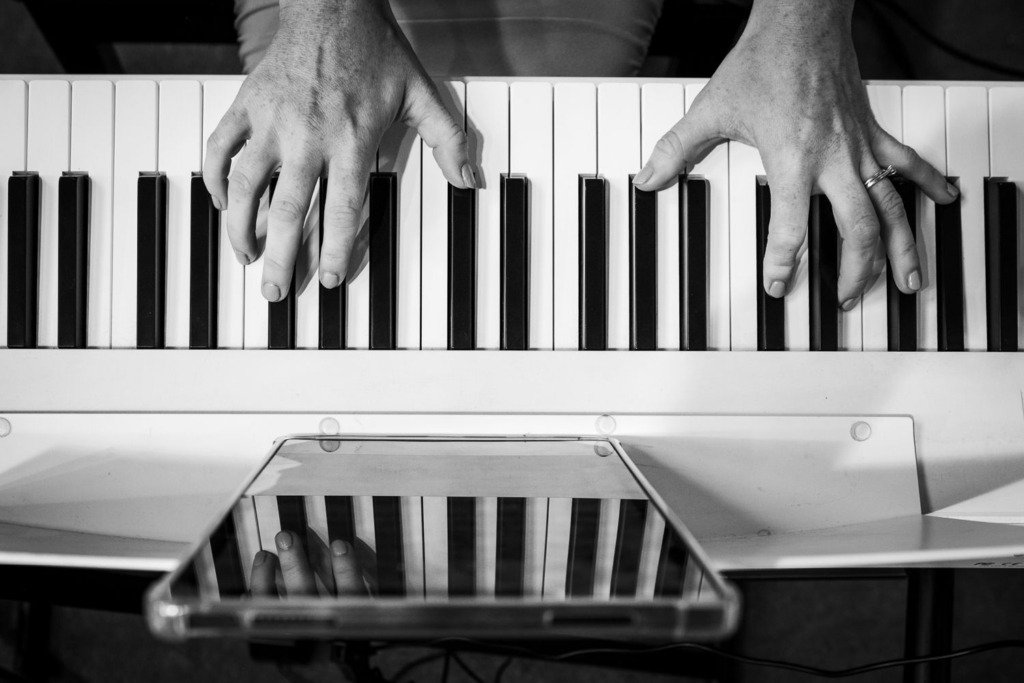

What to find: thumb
left=403, top=76, right=477, bottom=189
left=633, top=104, right=719, bottom=192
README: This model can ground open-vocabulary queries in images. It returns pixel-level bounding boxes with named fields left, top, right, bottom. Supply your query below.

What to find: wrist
left=746, top=0, right=854, bottom=39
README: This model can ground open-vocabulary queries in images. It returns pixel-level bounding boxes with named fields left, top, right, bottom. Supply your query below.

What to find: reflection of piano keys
left=189, top=495, right=706, bottom=602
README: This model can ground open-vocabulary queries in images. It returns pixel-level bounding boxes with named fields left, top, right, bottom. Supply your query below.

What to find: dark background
left=1, top=0, right=1023, bottom=680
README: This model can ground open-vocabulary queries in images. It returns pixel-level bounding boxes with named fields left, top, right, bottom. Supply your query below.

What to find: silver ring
left=864, top=164, right=897, bottom=190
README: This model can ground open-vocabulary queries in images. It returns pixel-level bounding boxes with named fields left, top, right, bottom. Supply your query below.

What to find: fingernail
left=907, top=269, right=921, bottom=291
left=331, top=540, right=349, bottom=557
left=460, top=163, right=477, bottom=189
left=840, top=297, right=858, bottom=311
left=321, top=272, right=340, bottom=289
left=235, top=251, right=251, bottom=266
left=276, top=531, right=293, bottom=550
left=253, top=551, right=267, bottom=567
left=262, top=282, right=281, bottom=302
left=946, top=182, right=959, bottom=199
left=768, top=280, right=786, bottom=298
left=211, top=195, right=224, bottom=211
left=633, top=166, right=654, bottom=187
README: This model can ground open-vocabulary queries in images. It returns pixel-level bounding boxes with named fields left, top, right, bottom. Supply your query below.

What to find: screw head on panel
left=0, top=418, right=10, bottom=438
left=850, top=421, right=872, bottom=442
left=319, top=417, right=340, bottom=435
left=595, top=414, right=617, bottom=435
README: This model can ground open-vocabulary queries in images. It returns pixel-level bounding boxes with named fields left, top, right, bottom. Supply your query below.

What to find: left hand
left=250, top=528, right=368, bottom=597
left=633, top=0, right=957, bottom=309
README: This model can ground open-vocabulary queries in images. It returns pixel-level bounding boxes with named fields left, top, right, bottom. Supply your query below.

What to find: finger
left=249, top=550, right=279, bottom=597
left=262, top=162, right=319, bottom=301
left=404, top=76, right=476, bottom=189
left=203, top=106, right=249, bottom=212
left=227, top=140, right=277, bottom=265
left=305, top=527, right=336, bottom=595
left=873, top=130, right=957, bottom=204
left=330, top=541, right=367, bottom=596
left=762, top=172, right=812, bottom=297
left=864, top=176, right=921, bottom=294
left=275, top=530, right=317, bottom=596
left=319, top=150, right=372, bottom=287
left=820, top=169, right=882, bottom=308
left=633, top=103, right=720, bottom=192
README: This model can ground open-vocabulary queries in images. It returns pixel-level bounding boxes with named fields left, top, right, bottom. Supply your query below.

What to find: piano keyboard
left=1, top=77, right=1021, bottom=353
left=182, top=494, right=705, bottom=601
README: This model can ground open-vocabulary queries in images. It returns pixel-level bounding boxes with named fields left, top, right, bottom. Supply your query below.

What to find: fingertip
left=275, top=530, right=293, bottom=551
left=766, top=280, right=787, bottom=298
left=331, top=540, right=350, bottom=557
left=460, top=162, right=478, bottom=190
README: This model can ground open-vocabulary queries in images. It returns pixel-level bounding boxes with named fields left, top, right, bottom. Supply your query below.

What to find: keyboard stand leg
left=903, top=568, right=954, bottom=683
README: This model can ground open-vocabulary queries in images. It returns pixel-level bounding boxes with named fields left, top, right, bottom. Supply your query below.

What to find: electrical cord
left=863, top=0, right=1024, bottom=78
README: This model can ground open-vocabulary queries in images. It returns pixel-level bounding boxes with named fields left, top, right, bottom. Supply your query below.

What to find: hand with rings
left=633, top=0, right=957, bottom=309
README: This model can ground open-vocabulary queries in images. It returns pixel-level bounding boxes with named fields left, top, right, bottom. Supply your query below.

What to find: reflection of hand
left=250, top=527, right=366, bottom=597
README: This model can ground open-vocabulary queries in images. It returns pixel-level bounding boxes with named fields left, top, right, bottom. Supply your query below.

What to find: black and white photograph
left=1, top=0, right=1023, bottom=680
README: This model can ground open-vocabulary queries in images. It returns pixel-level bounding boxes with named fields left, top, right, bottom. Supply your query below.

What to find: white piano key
left=401, top=496, right=425, bottom=597
left=252, top=495, right=282, bottom=552
left=304, top=495, right=330, bottom=547
left=785, top=248, right=811, bottom=350
left=295, top=189, right=320, bottom=349
left=634, top=504, right=666, bottom=599
left=682, top=551, right=704, bottom=599
left=379, top=127, right=422, bottom=349
left=421, top=496, right=448, bottom=597
left=591, top=498, right=620, bottom=599
left=475, top=496, right=498, bottom=596
left=685, top=83, right=730, bottom=350
left=243, top=195, right=269, bottom=349
left=70, top=80, right=114, bottom=349
left=466, top=81, right=509, bottom=350
left=598, top=83, right=641, bottom=350
left=728, top=142, right=764, bottom=350
left=0, top=79, right=28, bottom=348
left=641, top=83, right=683, bottom=350
left=421, top=81, right=466, bottom=349
left=542, top=497, right=572, bottom=599
left=863, top=85, right=903, bottom=351
left=523, top=497, right=547, bottom=597
left=353, top=495, right=376, bottom=553
left=946, top=87, right=989, bottom=352
left=903, top=85, right=946, bottom=351
left=158, top=80, right=202, bottom=349
left=553, top=83, right=596, bottom=350
left=27, top=80, right=71, bottom=349
left=510, top=82, right=554, bottom=349
left=112, top=80, right=158, bottom=348
left=346, top=229, right=370, bottom=349
left=232, top=497, right=261, bottom=589
left=839, top=281, right=863, bottom=351
left=989, top=86, right=1024, bottom=350
left=202, top=80, right=244, bottom=348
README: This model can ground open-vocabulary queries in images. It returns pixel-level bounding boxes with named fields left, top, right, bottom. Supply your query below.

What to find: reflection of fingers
left=865, top=176, right=921, bottom=294
left=305, top=527, right=336, bottom=595
left=330, top=541, right=366, bottom=595
left=250, top=550, right=279, bottom=597
left=873, top=130, right=957, bottom=204
left=275, top=530, right=317, bottom=596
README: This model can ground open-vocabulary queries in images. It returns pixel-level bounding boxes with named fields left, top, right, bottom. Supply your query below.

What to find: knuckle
left=269, top=195, right=307, bottom=225
left=847, top=212, right=879, bottom=246
left=767, top=228, right=803, bottom=265
left=228, top=170, right=257, bottom=198
left=878, top=189, right=908, bottom=222
left=653, top=131, right=684, bottom=160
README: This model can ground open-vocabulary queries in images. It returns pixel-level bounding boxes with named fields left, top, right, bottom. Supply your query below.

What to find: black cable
left=440, top=652, right=451, bottom=683
left=864, top=0, right=1024, bottom=78
left=493, top=657, right=514, bottom=683
left=449, top=652, right=486, bottom=683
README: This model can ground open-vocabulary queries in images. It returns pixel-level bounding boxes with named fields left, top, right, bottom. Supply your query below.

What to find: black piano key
left=629, top=180, right=657, bottom=351
left=276, top=495, right=308, bottom=537
left=495, top=497, right=526, bottom=597
left=680, top=176, right=709, bottom=351
left=983, top=178, right=1019, bottom=352
left=888, top=178, right=918, bottom=351
left=653, top=528, right=689, bottom=597
left=935, top=179, right=965, bottom=352
left=565, top=498, right=601, bottom=597
left=808, top=195, right=839, bottom=351
left=448, top=185, right=476, bottom=350
left=325, top=495, right=356, bottom=545
left=756, top=178, right=785, bottom=351
left=57, top=172, right=89, bottom=349
left=447, top=496, right=476, bottom=596
left=610, top=499, right=648, bottom=597
left=266, top=173, right=296, bottom=350
left=372, top=496, right=406, bottom=596
left=7, top=172, right=40, bottom=349
left=189, top=173, right=219, bottom=350
left=369, top=172, right=398, bottom=350
left=579, top=176, right=608, bottom=351
left=500, top=174, right=529, bottom=351
left=318, top=178, right=347, bottom=350
left=137, top=172, right=167, bottom=349
left=209, top=511, right=247, bottom=597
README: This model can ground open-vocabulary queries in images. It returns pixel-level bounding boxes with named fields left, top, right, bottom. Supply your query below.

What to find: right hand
left=204, top=0, right=477, bottom=303
left=250, top=529, right=368, bottom=597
